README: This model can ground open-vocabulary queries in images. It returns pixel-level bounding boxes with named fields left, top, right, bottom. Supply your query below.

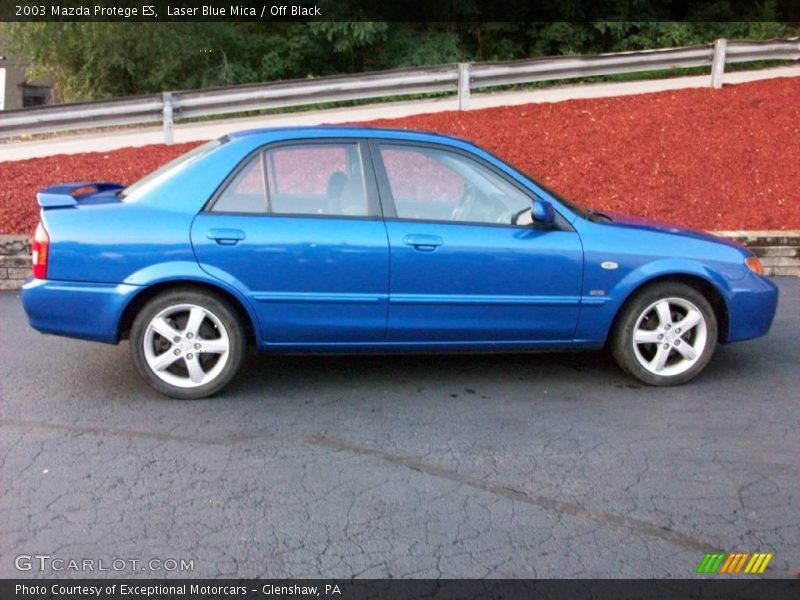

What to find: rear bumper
left=21, top=278, right=141, bottom=344
left=725, top=274, right=779, bottom=343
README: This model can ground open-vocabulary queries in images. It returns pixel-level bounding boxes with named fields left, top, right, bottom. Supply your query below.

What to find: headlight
left=745, top=256, right=764, bottom=275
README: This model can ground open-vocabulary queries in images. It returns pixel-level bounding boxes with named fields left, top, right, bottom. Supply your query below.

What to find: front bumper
left=724, top=273, right=779, bottom=343
left=21, top=278, right=141, bottom=344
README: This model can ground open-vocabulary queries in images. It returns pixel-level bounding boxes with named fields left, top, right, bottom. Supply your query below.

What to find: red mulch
left=0, top=142, right=202, bottom=234
left=1, top=77, right=798, bottom=234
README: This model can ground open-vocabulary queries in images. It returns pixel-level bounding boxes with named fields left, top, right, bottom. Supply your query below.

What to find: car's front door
left=192, top=139, right=389, bottom=344
left=371, top=141, right=583, bottom=343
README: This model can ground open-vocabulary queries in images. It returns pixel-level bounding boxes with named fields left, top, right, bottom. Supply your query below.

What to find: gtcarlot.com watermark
left=15, top=554, right=194, bottom=573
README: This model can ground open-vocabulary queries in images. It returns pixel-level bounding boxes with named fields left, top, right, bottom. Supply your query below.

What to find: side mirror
left=532, top=199, right=555, bottom=226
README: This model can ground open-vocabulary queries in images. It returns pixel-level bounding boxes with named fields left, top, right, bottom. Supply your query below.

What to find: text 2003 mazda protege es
left=21, top=127, right=778, bottom=398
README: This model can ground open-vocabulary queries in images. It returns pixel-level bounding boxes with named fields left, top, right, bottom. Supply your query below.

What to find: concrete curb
left=2, top=230, right=798, bottom=290
left=0, top=235, right=32, bottom=290
left=713, top=230, right=800, bottom=277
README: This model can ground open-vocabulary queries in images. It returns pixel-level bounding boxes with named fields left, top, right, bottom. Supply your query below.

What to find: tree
left=1, top=22, right=237, bottom=100
left=2, top=18, right=796, bottom=102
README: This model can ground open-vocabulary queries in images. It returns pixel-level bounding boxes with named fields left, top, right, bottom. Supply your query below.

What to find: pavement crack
left=2, top=418, right=720, bottom=553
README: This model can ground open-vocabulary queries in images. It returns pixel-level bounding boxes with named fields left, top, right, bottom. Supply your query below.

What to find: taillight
left=32, top=222, right=49, bottom=279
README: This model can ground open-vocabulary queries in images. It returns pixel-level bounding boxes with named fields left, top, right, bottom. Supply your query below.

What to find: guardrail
left=1, top=37, right=798, bottom=143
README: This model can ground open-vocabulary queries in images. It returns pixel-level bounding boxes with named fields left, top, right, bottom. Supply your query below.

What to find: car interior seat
left=326, top=171, right=348, bottom=214
left=326, top=171, right=367, bottom=216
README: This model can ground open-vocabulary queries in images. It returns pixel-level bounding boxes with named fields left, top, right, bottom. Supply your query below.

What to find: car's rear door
left=192, top=139, right=390, bottom=344
left=371, top=140, right=583, bottom=343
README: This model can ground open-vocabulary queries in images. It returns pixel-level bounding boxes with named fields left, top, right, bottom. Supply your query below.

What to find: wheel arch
left=609, top=273, right=730, bottom=344
left=118, top=279, right=258, bottom=345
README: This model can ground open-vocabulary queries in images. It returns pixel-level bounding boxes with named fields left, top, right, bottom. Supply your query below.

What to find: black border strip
left=2, top=579, right=799, bottom=600
left=3, top=0, right=800, bottom=22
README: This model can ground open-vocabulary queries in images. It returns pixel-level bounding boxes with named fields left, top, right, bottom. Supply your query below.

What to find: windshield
left=119, top=138, right=225, bottom=202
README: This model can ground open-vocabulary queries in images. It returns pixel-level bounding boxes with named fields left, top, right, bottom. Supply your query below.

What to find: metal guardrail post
left=162, top=92, right=174, bottom=144
left=711, top=39, right=728, bottom=89
left=458, top=63, right=471, bottom=110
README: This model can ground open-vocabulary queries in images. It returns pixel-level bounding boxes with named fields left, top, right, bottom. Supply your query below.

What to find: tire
left=610, top=282, right=718, bottom=386
left=130, top=288, right=246, bottom=399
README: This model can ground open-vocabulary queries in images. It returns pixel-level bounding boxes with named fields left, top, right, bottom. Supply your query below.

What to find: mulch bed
left=1, top=77, right=797, bottom=234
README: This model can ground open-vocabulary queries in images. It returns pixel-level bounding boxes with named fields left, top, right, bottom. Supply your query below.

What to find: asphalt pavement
left=0, top=279, right=797, bottom=578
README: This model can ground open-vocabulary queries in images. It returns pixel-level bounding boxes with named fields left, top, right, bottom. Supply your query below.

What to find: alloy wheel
left=142, top=303, right=230, bottom=389
left=631, top=297, right=708, bottom=377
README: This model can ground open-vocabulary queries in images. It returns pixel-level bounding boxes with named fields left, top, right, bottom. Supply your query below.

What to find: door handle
left=403, top=235, right=443, bottom=252
left=207, top=229, right=245, bottom=245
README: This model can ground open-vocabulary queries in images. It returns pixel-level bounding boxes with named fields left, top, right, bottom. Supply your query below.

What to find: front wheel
left=130, top=289, right=246, bottom=399
left=611, top=282, right=718, bottom=386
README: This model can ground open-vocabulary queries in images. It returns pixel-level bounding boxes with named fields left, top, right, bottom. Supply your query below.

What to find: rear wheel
left=611, top=282, right=718, bottom=386
left=130, top=289, right=245, bottom=399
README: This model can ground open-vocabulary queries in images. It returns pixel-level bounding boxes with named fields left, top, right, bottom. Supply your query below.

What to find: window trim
left=204, top=138, right=382, bottom=219
left=368, top=139, right=573, bottom=232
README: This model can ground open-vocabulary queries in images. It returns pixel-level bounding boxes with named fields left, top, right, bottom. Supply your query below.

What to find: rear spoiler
left=37, top=182, right=125, bottom=208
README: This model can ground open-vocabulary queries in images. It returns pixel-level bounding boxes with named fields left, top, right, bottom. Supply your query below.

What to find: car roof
left=226, top=125, right=469, bottom=145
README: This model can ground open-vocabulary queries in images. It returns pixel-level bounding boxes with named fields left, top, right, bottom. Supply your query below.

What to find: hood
left=602, top=211, right=747, bottom=252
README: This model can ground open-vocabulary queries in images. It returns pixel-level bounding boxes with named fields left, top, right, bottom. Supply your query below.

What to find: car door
left=370, top=140, right=583, bottom=342
left=192, top=139, right=389, bottom=344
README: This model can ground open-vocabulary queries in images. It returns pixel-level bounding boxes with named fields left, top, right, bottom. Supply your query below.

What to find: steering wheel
left=450, top=184, right=477, bottom=221
left=510, top=206, right=531, bottom=225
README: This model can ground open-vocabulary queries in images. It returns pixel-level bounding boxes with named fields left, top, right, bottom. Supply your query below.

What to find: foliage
left=1, top=18, right=797, bottom=102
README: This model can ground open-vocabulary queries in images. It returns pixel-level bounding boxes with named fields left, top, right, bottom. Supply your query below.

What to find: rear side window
left=212, top=156, right=267, bottom=214
left=212, top=142, right=370, bottom=217
left=266, top=143, right=368, bottom=216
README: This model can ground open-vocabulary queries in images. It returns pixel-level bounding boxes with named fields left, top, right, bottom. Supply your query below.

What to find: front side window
left=378, top=144, right=534, bottom=226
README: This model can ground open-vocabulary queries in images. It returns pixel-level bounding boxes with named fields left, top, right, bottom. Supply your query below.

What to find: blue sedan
left=21, top=127, right=778, bottom=398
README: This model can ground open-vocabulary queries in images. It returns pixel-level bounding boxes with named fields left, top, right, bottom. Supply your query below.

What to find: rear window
left=119, top=138, right=224, bottom=202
